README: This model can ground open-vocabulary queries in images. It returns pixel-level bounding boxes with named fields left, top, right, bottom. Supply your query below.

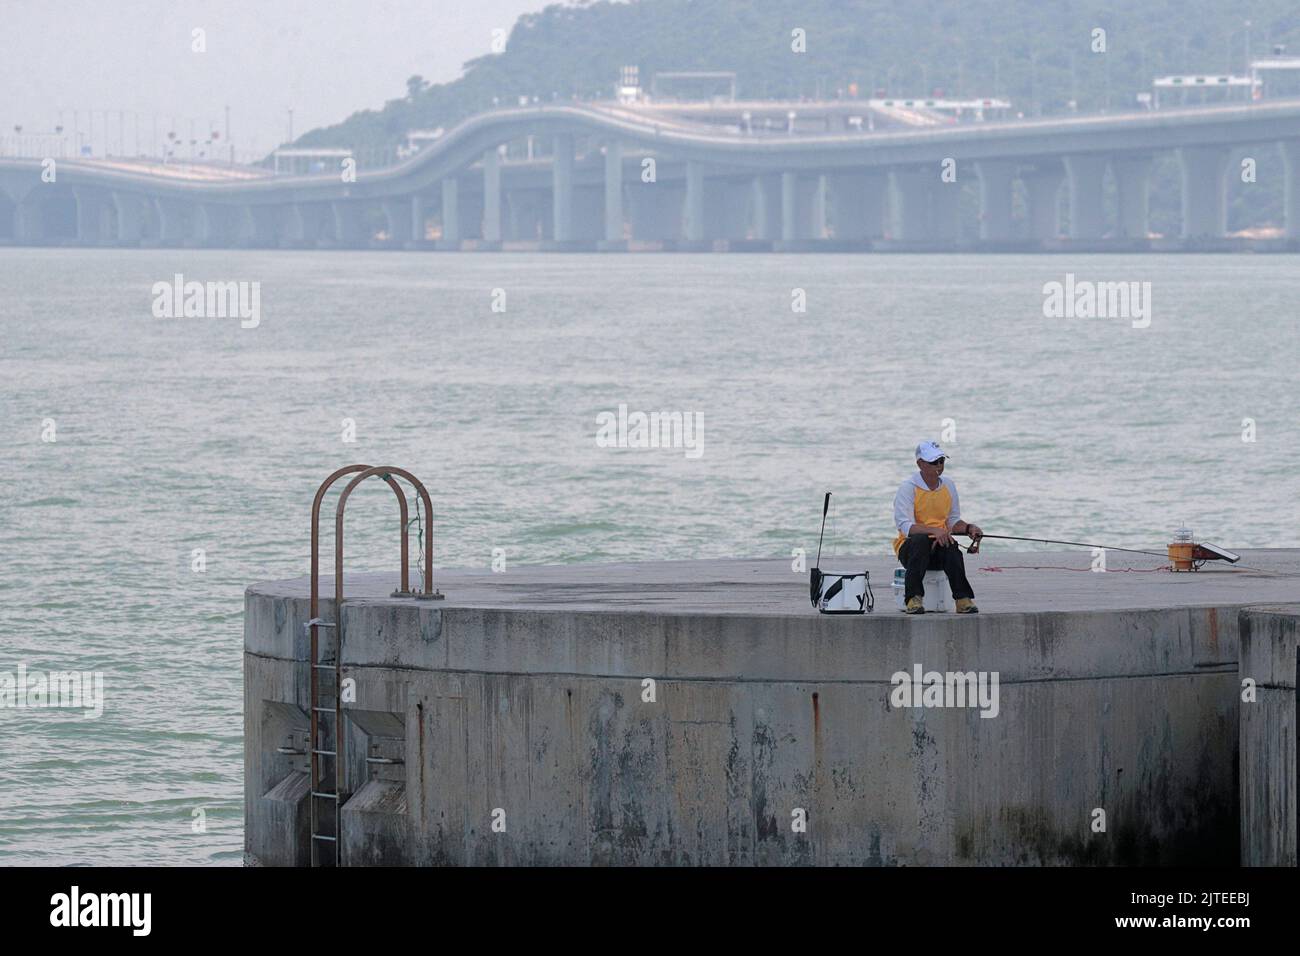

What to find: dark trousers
left=897, top=532, right=975, bottom=601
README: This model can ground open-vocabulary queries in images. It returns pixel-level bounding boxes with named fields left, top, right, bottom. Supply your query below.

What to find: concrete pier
left=1022, top=162, right=1065, bottom=241
left=1064, top=154, right=1108, bottom=239
left=827, top=170, right=886, bottom=241
left=975, top=160, right=1016, bottom=241
left=684, top=161, right=706, bottom=242
left=1283, top=139, right=1300, bottom=240
left=889, top=167, right=959, bottom=243
left=550, top=133, right=574, bottom=243
left=245, top=550, right=1300, bottom=866
left=1112, top=154, right=1153, bottom=240
left=780, top=171, right=799, bottom=242
left=1178, top=145, right=1231, bottom=239
left=440, top=177, right=460, bottom=245
left=332, top=200, right=369, bottom=247
left=111, top=191, right=148, bottom=243
left=603, top=141, right=624, bottom=243
left=751, top=174, right=781, bottom=241
left=482, top=149, right=502, bottom=243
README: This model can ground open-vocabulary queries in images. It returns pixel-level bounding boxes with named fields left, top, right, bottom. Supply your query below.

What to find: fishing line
left=973, top=533, right=1169, bottom=559
left=979, top=564, right=1170, bottom=573
left=408, top=496, right=424, bottom=590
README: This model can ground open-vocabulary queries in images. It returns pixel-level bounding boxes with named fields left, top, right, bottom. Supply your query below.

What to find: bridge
left=3, top=98, right=1300, bottom=251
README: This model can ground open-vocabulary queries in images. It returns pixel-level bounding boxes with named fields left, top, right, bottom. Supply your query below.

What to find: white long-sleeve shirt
left=892, top=473, right=960, bottom=555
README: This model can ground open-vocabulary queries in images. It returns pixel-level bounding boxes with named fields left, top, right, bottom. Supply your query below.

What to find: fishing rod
left=971, top=533, right=1169, bottom=559
left=965, top=532, right=1255, bottom=573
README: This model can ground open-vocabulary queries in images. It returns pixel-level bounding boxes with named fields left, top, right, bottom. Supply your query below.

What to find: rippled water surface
left=1, top=249, right=1296, bottom=863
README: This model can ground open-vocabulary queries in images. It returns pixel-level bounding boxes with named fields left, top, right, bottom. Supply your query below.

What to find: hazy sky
left=2, top=0, right=559, bottom=160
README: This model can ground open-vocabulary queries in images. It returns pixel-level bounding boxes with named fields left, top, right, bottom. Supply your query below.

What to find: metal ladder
left=306, top=465, right=442, bottom=866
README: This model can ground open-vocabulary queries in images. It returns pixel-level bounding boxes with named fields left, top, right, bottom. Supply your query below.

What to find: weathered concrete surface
left=244, top=550, right=1300, bottom=866
left=1238, top=605, right=1299, bottom=866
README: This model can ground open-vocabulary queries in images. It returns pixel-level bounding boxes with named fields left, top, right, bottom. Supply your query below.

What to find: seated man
left=892, top=441, right=983, bottom=614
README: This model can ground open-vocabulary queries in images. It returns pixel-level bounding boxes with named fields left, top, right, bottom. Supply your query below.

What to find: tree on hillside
left=406, top=75, right=428, bottom=100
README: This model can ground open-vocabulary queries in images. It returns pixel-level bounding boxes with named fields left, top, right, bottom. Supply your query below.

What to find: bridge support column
left=1178, top=145, right=1230, bottom=239
left=551, top=133, right=574, bottom=242
left=1022, top=162, right=1065, bottom=240
left=440, top=177, right=460, bottom=245
left=242, top=204, right=276, bottom=245
left=890, top=167, right=961, bottom=242
left=1282, top=140, right=1300, bottom=240
left=74, top=191, right=93, bottom=243
left=778, top=174, right=827, bottom=242
left=975, top=160, right=1016, bottom=241
left=930, top=179, right=960, bottom=242
left=1112, top=154, right=1153, bottom=240
left=629, top=183, right=682, bottom=240
left=780, top=172, right=799, bottom=241
left=330, top=200, right=371, bottom=244
left=14, top=194, right=44, bottom=243
left=194, top=205, right=217, bottom=244
left=0, top=192, right=13, bottom=241
left=716, top=180, right=751, bottom=239
left=506, top=189, right=546, bottom=241
left=570, top=187, right=601, bottom=240
left=74, top=189, right=112, bottom=243
left=889, top=167, right=934, bottom=241
left=461, top=191, right=484, bottom=240
left=1064, top=154, right=1108, bottom=239
left=153, top=197, right=189, bottom=245
left=809, top=175, right=827, bottom=238
left=411, top=194, right=426, bottom=242
left=278, top=202, right=329, bottom=246
left=483, top=148, right=502, bottom=243
left=684, top=161, right=706, bottom=242
left=278, top=204, right=306, bottom=245
left=504, top=192, right=522, bottom=241
left=383, top=198, right=412, bottom=244
left=111, top=191, right=146, bottom=242
left=827, top=170, right=886, bottom=240
left=703, top=179, right=739, bottom=240
left=751, top=174, right=781, bottom=240
left=603, top=140, right=624, bottom=243
left=196, top=203, right=241, bottom=245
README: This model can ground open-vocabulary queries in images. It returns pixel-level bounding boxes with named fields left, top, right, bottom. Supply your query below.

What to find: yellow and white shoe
left=904, top=596, right=925, bottom=615
left=955, top=598, right=979, bottom=614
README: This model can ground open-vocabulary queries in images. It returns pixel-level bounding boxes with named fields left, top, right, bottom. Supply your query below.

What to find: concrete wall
left=1238, top=605, right=1298, bottom=866
left=246, top=585, right=1245, bottom=866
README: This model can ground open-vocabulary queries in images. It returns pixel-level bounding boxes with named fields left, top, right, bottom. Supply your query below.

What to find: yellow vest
left=892, top=482, right=954, bottom=556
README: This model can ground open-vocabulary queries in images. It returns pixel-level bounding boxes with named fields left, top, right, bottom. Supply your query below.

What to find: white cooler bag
left=808, top=493, right=875, bottom=615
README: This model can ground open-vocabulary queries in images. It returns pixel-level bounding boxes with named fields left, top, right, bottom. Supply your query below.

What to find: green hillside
left=295, top=0, right=1300, bottom=232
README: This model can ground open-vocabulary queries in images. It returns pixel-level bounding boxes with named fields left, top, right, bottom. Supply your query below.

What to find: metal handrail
left=305, top=464, right=441, bottom=866
left=311, top=464, right=410, bottom=612
left=334, top=465, right=439, bottom=603
left=306, top=463, right=412, bottom=867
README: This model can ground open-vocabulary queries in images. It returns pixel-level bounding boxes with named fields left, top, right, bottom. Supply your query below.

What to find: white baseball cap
left=915, top=440, right=949, bottom=463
